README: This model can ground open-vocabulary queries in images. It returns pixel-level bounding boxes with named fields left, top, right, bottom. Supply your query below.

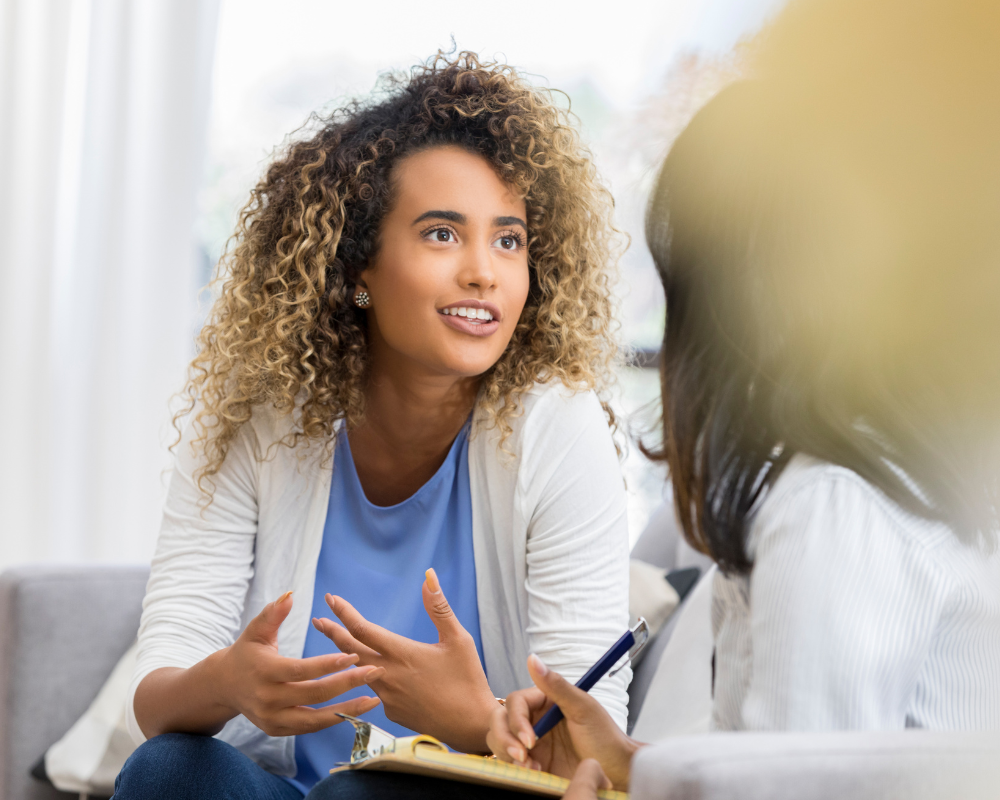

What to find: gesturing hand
left=214, top=591, right=384, bottom=737
left=486, top=654, right=641, bottom=791
left=311, top=569, right=497, bottom=753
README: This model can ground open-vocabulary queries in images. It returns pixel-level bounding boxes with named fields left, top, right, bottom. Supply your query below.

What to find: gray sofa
left=2, top=556, right=998, bottom=799
left=0, top=566, right=149, bottom=800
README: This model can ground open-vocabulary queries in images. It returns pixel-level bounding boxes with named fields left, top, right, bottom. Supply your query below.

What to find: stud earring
left=354, top=291, right=371, bottom=309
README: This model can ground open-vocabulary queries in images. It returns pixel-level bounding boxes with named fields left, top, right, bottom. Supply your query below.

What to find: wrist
left=199, top=646, right=239, bottom=716
left=453, top=693, right=502, bottom=754
left=608, top=735, right=643, bottom=791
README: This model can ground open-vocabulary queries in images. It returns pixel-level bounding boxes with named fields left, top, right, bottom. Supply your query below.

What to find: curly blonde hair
left=180, top=51, right=624, bottom=489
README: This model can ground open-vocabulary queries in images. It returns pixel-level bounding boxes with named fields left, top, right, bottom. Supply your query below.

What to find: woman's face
left=358, top=146, right=530, bottom=380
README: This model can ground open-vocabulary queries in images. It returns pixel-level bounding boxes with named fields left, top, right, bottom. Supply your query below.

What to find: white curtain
left=0, top=0, right=220, bottom=569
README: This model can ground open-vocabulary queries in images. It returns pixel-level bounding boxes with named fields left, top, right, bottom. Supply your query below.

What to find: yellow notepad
left=330, top=714, right=628, bottom=799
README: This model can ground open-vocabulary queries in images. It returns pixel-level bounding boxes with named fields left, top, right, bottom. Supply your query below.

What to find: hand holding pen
left=486, top=651, right=646, bottom=791
left=532, top=619, right=649, bottom=740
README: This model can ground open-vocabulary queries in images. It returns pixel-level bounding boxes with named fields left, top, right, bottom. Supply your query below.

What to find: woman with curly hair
left=112, top=52, right=630, bottom=799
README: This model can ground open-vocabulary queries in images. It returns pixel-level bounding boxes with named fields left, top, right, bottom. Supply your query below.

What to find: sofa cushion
left=43, top=643, right=137, bottom=795
left=0, top=565, right=148, bottom=800
left=629, top=559, right=681, bottom=638
left=630, top=567, right=715, bottom=741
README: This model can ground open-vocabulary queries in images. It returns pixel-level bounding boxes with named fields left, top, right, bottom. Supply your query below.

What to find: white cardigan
left=126, top=382, right=631, bottom=775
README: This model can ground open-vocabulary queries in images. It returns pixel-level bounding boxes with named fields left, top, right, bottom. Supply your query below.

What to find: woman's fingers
left=285, top=664, right=386, bottom=707
left=506, top=687, right=549, bottom=751
left=421, top=568, right=466, bottom=643
left=264, top=651, right=359, bottom=683
left=326, top=594, right=407, bottom=656
left=563, top=759, right=611, bottom=800
left=243, top=591, right=294, bottom=647
left=488, top=704, right=528, bottom=764
left=279, top=695, right=382, bottom=735
left=327, top=693, right=383, bottom=721
left=526, top=654, right=599, bottom=724
left=312, top=616, right=382, bottom=663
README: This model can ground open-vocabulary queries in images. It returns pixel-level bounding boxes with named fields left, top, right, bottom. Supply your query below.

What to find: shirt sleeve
left=740, top=468, right=950, bottom=730
left=518, top=389, right=632, bottom=729
left=125, top=414, right=261, bottom=744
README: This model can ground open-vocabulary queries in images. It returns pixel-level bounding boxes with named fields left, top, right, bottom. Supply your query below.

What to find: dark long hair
left=646, top=83, right=998, bottom=575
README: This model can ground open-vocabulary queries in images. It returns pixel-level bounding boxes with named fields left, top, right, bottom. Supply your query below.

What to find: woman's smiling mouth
left=438, top=300, right=502, bottom=336
left=442, top=306, right=494, bottom=321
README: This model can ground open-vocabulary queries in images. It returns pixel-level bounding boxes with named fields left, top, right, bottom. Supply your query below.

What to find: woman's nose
left=459, top=242, right=497, bottom=290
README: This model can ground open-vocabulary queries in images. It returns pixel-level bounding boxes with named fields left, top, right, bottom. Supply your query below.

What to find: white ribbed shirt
left=712, top=454, right=1000, bottom=731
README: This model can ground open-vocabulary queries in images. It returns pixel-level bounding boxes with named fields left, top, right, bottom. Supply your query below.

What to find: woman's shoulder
left=182, top=402, right=330, bottom=482
left=470, top=381, right=617, bottom=473
left=521, top=380, right=607, bottom=420
left=490, top=381, right=611, bottom=449
left=244, top=402, right=337, bottom=454
left=245, top=402, right=296, bottom=440
left=752, top=454, right=955, bottom=556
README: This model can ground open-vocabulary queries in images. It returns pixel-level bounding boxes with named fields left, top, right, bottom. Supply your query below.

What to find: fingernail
left=518, top=731, right=534, bottom=750
left=506, top=745, right=525, bottom=762
left=277, top=590, right=293, bottom=604
left=425, top=568, right=440, bottom=594
left=365, top=667, right=385, bottom=683
left=528, top=653, right=548, bottom=676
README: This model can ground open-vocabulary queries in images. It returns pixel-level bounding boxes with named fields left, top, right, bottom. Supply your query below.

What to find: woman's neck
left=347, top=354, right=479, bottom=507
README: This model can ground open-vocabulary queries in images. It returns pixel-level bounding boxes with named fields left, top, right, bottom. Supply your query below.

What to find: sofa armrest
left=630, top=731, right=1000, bottom=800
left=0, top=565, right=149, bottom=800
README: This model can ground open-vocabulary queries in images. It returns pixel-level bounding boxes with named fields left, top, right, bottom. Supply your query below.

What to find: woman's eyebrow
left=412, top=210, right=527, bottom=231
left=413, top=210, right=466, bottom=225
left=493, top=215, right=527, bottom=231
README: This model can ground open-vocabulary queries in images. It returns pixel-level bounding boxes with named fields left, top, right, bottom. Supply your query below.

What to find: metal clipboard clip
left=335, top=713, right=399, bottom=765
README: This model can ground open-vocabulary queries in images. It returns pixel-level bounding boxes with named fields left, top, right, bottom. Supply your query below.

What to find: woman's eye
left=496, top=235, right=520, bottom=251
left=431, top=229, right=453, bottom=243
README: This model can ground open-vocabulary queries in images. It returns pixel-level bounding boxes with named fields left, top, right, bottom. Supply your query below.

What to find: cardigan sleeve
left=125, top=415, right=261, bottom=744
left=517, top=388, right=632, bottom=729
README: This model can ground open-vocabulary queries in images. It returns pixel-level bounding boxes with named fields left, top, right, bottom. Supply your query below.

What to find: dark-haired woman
left=112, top=53, right=631, bottom=799
left=486, top=10, right=1000, bottom=791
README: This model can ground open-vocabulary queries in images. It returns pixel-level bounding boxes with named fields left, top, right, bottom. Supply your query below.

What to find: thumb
left=245, top=591, right=293, bottom=646
left=527, top=654, right=597, bottom=722
left=564, top=759, right=612, bottom=799
left=422, top=568, right=466, bottom=643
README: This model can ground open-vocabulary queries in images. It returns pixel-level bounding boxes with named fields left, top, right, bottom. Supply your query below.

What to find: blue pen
left=532, top=618, right=650, bottom=740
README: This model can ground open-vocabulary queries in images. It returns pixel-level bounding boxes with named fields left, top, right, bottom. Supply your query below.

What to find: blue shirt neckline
left=338, top=420, right=471, bottom=512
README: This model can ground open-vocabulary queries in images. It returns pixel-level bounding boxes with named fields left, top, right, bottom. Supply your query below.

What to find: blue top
left=287, top=422, right=484, bottom=793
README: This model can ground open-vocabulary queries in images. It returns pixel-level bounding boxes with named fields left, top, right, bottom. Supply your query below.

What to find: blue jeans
left=113, top=734, right=302, bottom=800
left=114, top=733, right=528, bottom=799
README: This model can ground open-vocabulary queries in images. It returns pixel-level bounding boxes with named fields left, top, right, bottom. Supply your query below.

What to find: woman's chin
left=428, top=349, right=507, bottom=381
